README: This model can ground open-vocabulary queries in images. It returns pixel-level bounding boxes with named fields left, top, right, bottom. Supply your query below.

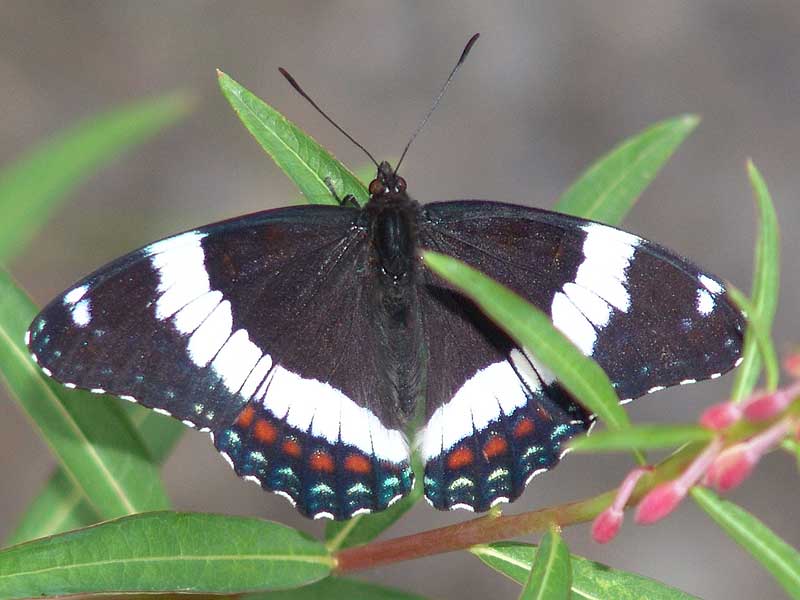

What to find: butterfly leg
left=322, top=176, right=359, bottom=208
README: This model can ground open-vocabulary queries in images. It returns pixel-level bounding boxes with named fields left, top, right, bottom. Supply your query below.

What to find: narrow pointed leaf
left=4, top=470, right=96, bottom=546
left=422, top=251, right=628, bottom=431
left=0, top=269, right=169, bottom=520
left=6, top=404, right=184, bottom=545
left=218, top=71, right=368, bottom=206
left=65, top=579, right=428, bottom=600
left=0, top=93, right=191, bottom=263
left=471, top=542, right=697, bottom=600
left=119, top=401, right=186, bottom=462
left=519, top=525, right=571, bottom=600
left=554, top=115, right=699, bottom=225
left=731, top=161, right=780, bottom=401
left=0, top=512, right=332, bottom=598
left=570, top=425, right=713, bottom=453
left=726, top=286, right=779, bottom=393
left=325, top=484, right=422, bottom=552
left=692, top=488, right=800, bottom=599
left=247, top=576, right=428, bottom=599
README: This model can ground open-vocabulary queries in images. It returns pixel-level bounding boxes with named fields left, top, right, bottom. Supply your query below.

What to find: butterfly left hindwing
left=27, top=205, right=414, bottom=520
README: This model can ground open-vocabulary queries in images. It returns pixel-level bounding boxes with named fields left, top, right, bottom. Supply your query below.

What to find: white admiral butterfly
left=26, top=35, right=743, bottom=520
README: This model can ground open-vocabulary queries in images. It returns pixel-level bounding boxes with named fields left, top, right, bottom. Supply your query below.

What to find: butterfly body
left=359, top=161, right=426, bottom=423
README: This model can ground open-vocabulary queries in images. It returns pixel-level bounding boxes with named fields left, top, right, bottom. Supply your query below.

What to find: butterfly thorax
left=365, top=161, right=419, bottom=288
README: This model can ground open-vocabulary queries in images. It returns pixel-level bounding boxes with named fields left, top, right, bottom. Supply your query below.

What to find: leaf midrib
left=0, top=552, right=333, bottom=582
left=227, top=84, right=331, bottom=197
left=326, top=516, right=362, bottom=552
left=491, top=295, right=624, bottom=430
left=529, top=536, right=560, bottom=600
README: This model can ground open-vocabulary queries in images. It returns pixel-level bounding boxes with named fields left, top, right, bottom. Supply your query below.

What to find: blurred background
left=1, top=2, right=798, bottom=598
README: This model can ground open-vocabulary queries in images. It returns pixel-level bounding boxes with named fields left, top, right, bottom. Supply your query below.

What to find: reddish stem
left=335, top=444, right=700, bottom=573
left=334, top=403, right=794, bottom=573
left=336, top=496, right=601, bottom=572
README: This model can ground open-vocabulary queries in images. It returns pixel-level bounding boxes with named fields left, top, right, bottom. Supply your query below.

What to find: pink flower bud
left=743, top=381, right=800, bottom=422
left=634, top=482, right=687, bottom=525
left=743, top=390, right=791, bottom=422
left=592, top=506, right=623, bottom=544
left=784, top=353, right=800, bottom=378
left=706, top=446, right=756, bottom=492
left=700, top=402, right=742, bottom=430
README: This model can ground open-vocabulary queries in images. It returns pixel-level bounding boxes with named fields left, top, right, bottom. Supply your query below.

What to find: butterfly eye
left=369, top=179, right=385, bottom=196
left=395, top=177, right=407, bottom=193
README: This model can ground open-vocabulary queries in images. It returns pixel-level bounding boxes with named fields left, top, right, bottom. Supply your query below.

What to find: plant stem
left=335, top=443, right=699, bottom=572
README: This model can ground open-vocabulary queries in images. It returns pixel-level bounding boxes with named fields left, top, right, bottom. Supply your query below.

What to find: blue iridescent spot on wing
left=214, top=401, right=413, bottom=520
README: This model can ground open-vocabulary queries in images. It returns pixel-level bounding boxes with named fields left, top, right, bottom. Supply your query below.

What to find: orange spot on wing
left=253, top=419, right=277, bottom=444
left=514, top=418, right=535, bottom=438
left=282, top=438, right=302, bottom=458
left=447, top=446, right=474, bottom=470
left=344, top=453, right=371, bottom=474
left=483, top=435, right=508, bottom=459
left=236, top=405, right=255, bottom=428
left=309, top=450, right=335, bottom=473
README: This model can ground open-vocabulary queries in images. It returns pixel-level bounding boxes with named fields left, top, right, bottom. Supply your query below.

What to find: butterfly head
left=368, top=161, right=407, bottom=200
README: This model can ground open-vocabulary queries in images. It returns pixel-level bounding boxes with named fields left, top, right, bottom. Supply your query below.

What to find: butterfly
left=26, top=37, right=744, bottom=521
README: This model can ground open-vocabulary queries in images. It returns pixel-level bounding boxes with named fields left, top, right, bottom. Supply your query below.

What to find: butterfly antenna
left=394, top=32, right=480, bottom=175
left=278, top=67, right=379, bottom=168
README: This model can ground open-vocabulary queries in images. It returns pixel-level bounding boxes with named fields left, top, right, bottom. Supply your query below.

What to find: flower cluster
left=592, top=380, right=800, bottom=544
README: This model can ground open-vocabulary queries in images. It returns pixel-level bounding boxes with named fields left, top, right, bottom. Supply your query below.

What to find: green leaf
left=325, top=485, right=422, bottom=552
left=471, top=542, right=697, bottom=600
left=4, top=470, right=96, bottom=546
left=0, top=269, right=169, bottom=520
left=0, top=92, right=191, bottom=263
left=726, top=286, right=779, bottom=392
left=554, top=115, right=699, bottom=226
left=118, top=400, right=186, bottom=463
left=247, top=576, right=427, bottom=599
left=0, top=512, right=332, bottom=598
left=731, top=161, right=780, bottom=401
left=519, top=525, right=571, bottom=600
left=74, top=578, right=429, bottom=600
left=326, top=454, right=423, bottom=551
left=570, top=424, right=713, bottom=453
left=6, top=402, right=184, bottom=545
left=218, top=71, right=368, bottom=206
left=422, top=251, right=629, bottom=431
left=692, top=488, right=800, bottom=599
